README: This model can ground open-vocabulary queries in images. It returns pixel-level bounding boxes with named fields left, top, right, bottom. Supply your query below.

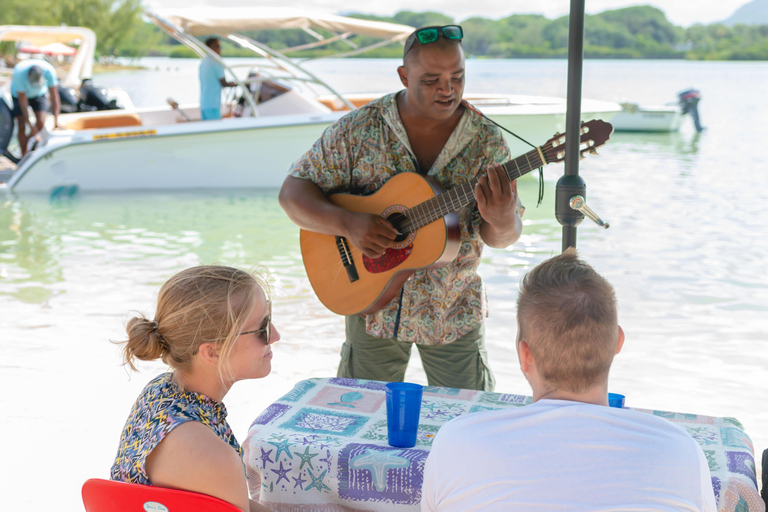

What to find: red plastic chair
left=82, top=478, right=242, bottom=511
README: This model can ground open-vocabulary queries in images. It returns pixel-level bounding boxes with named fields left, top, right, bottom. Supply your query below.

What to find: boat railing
left=225, top=33, right=355, bottom=110
left=146, top=11, right=415, bottom=113
left=146, top=12, right=261, bottom=116
left=280, top=31, right=357, bottom=54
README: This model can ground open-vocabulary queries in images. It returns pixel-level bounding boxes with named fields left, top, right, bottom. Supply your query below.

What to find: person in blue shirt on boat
left=422, top=249, right=717, bottom=512
left=10, top=58, right=60, bottom=156
left=199, top=38, right=237, bottom=121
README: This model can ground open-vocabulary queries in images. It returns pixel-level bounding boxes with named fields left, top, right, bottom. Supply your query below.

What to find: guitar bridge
left=335, top=236, right=359, bottom=283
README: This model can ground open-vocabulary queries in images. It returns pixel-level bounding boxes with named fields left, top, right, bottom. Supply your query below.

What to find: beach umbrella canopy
left=17, top=44, right=42, bottom=54
left=40, top=42, right=77, bottom=56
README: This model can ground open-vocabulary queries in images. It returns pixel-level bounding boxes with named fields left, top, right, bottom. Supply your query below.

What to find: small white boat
left=611, top=103, right=683, bottom=132
left=611, top=90, right=703, bottom=133
left=2, top=9, right=621, bottom=193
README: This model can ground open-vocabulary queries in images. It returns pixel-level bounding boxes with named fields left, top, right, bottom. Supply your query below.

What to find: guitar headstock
left=541, top=119, right=613, bottom=164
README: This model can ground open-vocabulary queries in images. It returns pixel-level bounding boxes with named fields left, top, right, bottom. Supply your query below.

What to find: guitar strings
left=339, top=130, right=602, bottom=245
left=398, top=137, right=599, bottom=233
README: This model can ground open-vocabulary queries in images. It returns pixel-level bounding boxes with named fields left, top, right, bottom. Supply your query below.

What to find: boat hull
left=7, top=97, right=620, bottom=193
left=611, top=106, right=683, bottom=132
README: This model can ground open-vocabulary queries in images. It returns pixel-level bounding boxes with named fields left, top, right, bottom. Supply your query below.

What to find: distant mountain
left=724, top=0, right=768, bottom=25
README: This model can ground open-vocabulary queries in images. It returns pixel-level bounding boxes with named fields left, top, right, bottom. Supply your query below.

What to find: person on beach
left=10, top=58, right=60, bottom=156
left=279, top=25, right=523, bottom=390
left=199, top=38, right=236, bottom=120
left=421, top=249, right=717, bottom=511
left=111, top=265, right=276, bottom=512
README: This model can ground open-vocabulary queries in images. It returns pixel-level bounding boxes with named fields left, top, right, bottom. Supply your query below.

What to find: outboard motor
left=0, top=97, right=19, bottom=164
left=79, top=78, right=120, bottom=111
left=57, top=84, right=81, bottom=114
left=678, top=88, right=703, bottom=132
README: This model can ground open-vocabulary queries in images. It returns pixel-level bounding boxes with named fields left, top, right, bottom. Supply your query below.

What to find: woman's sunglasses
left=239, top=302, right=272, bottom=345
left=404, top=25, right=464, bottom=57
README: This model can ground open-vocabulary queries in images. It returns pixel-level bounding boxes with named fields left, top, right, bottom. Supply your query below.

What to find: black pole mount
left=555, top=174, right=586, bottom=229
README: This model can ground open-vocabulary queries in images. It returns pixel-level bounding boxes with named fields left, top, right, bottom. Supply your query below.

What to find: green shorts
left=337, top=315, right=495, bottom=391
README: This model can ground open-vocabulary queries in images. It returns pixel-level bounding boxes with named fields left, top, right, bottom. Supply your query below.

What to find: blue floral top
left=110, top=372, right=243, bottom=485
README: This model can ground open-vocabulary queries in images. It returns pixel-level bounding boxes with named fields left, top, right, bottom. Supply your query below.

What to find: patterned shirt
left=110, top=372, right=243, bottom=485
left=289, top=92, right=511, bottom=345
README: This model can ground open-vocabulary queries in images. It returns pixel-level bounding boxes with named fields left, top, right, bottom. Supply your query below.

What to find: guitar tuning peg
left=590, top=149, right=599, bottom=156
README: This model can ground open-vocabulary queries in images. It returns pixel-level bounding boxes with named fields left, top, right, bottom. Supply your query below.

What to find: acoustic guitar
left=301, top=119, right=613, bottom=316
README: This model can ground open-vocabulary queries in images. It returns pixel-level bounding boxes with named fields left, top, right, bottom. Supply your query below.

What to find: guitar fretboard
left=400, top=147, right=545, bottom=233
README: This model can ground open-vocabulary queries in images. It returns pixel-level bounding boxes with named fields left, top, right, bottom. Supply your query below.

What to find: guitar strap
left=462, top=99, right=545, bottom=206
left=392, top=288, right=405, bottom=340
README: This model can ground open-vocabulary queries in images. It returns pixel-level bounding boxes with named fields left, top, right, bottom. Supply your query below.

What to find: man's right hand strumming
left=279, top=176, right=398, bottom=259
left=342, top=212, right=398, bottom=259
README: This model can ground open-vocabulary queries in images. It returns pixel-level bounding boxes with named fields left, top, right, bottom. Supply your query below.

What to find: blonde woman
left=111, top=265, right=277, bottom=512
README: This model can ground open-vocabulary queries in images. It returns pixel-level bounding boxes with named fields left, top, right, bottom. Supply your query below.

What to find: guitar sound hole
left=386, top=212, right=409, bottom=243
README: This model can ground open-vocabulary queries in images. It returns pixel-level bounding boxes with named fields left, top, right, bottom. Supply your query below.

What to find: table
left=243, top=378, right=764, bottom=512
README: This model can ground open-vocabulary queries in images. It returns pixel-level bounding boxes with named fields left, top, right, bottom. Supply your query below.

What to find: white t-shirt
left=421, top=399, right=717, bottom=512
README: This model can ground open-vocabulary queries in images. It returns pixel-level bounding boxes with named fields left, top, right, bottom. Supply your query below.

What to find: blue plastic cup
left=608, top=392, right=626, bottom=408
left=385, top=382, right=423, bottom=447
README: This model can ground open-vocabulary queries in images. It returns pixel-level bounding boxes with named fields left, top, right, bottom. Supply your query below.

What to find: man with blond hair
left=421, top=249, right=716, bottom=511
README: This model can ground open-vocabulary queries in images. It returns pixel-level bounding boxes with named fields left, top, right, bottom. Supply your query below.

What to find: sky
left=143, top=0, right=747, bottom=27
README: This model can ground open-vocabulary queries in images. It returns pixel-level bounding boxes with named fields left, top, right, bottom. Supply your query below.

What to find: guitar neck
left=402, top=147, right=545, bottom=233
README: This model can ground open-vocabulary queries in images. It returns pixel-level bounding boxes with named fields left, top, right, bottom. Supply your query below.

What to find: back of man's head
left=27, top=65, right=44, bottom=87
left=517, top=248, right=618, bottom=393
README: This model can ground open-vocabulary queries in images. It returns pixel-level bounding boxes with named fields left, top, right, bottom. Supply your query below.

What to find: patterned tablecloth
left=244, top=378, right=764, bottom=512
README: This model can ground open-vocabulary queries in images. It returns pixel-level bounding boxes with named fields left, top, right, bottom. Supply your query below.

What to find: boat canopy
left=156, top=7, right=414, bottom=41
left=0, top=25, right=96, bottom=85
left=147, top=8, right=415, bottom=113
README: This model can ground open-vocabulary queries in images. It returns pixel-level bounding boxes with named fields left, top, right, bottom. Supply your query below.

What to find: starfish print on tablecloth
left=271, top=461, right=290, bottom=485
left=421, top=402, right=439, bottom=412
left=318, top=436, right=340, bottom=449
left=349, top=448, right=410, bottom=492
left=268, top=439, right=294, bottom=461
left=259, top=447, right=274, bottom=469
left=319, top=449, right=332, bottom=467
left=425, top=387, right=453, bottom=394
left=293, top=446, right=319, bottom=471
left=292, top=473, right=306, bottom=490
left=305, top=468, right=331, bottom=492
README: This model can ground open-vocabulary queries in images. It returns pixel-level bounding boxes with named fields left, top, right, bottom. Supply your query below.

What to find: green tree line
left=1, top=1, right=767, bottom=60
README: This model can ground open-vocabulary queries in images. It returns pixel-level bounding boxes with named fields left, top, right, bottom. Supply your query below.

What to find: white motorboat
left=0, top=24, right=134, bottom=174
left=611, top=90, right=703, bottom=133
left=611, top=103, right=683, bottom=132
left=2, top=9, right=621, bottom=194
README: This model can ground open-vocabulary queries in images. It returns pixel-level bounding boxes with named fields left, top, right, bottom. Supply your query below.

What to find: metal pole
left=557, top=0, right=586, bottom=251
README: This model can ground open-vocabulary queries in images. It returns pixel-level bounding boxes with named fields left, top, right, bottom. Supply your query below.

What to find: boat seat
left=317, top=96, right=375, bottom=111
left=64, top=113, right=143, bottom=131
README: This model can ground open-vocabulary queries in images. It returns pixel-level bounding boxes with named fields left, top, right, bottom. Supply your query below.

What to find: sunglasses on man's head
left=239, top=302, right=272, bottom=345
left=404, top=25, right=464, bottom=57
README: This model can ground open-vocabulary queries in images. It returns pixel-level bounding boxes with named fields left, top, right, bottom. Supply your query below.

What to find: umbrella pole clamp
left=555, top=174, right=610, bottom=239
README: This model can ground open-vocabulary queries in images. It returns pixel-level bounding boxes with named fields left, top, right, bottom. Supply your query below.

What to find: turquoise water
left=1, top=59, right=767, bottom=509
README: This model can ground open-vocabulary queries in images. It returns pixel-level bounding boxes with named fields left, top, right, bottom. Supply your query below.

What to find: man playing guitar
left=279, top=25, right=523, bottom=390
